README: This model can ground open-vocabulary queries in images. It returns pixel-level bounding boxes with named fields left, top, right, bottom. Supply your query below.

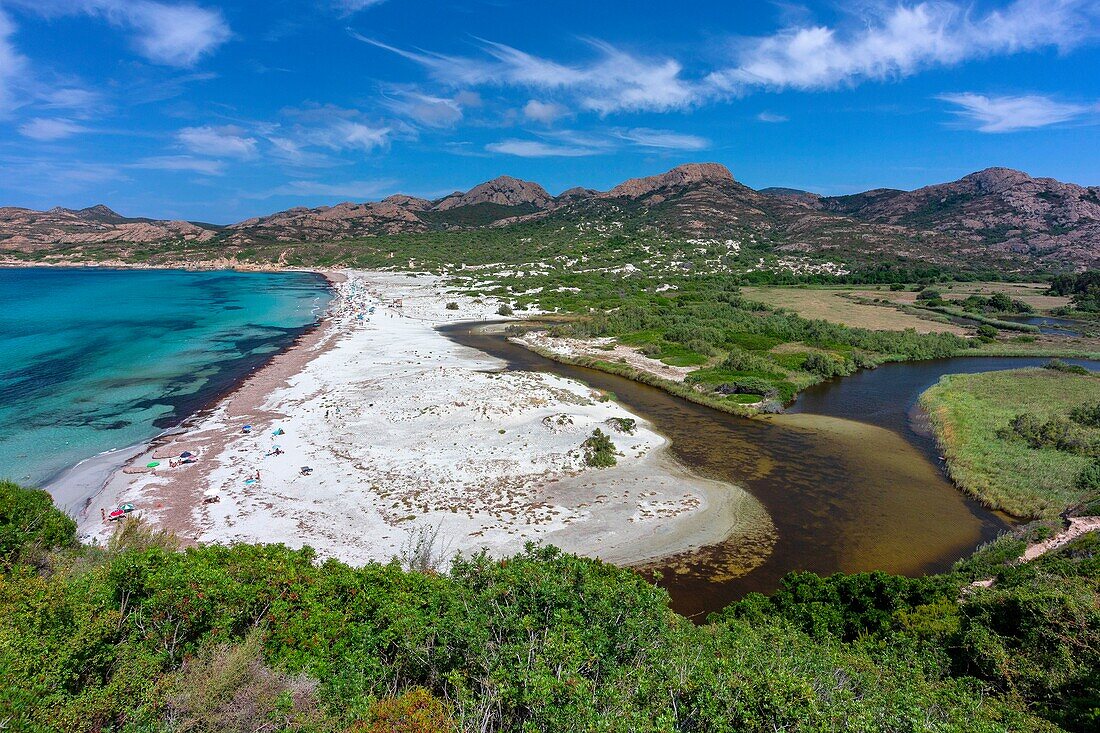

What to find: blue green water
left=0, top=268, right=332, bottom=497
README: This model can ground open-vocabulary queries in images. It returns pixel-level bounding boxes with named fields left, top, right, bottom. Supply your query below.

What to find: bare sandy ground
left=516, top=331, right=696, bottom=382
left=77, top=270, right=771, bottom=567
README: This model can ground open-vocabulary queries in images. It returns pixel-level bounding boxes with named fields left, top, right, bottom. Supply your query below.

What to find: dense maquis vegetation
left=539, top=278, right=971, bottom=408
left=1049, top=271, right=1100, bottom=312
left=1, top=481, right=1097, bottom=733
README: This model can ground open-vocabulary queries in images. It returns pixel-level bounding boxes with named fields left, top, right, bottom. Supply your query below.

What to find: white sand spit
left=79, top=271, right=769, bottom=567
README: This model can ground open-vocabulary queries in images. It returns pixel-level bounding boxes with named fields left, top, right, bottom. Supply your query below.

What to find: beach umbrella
left=146, top=461, right=160, bottom=468
left=180, top=451, right=193, bottom=458
left=119, top=503, right=135, bottom=513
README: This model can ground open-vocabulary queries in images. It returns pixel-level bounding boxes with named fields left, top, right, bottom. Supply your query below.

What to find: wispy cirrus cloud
left=708, top=0, right=1100, bottom=93
left=355, top=0, right=1098, bottom=119
left=249, top=178, right=397, bottom=199
left=177, top=125, right=258, bottom=158
left=19, top=117, right=89, bottom=140
left=132, top=155, right=225, bottom=175
left=332, top=0, right=388, bottom=15
left=10, top=0, right=231, bottom=67
left=0, top=9, right=29, bottom=115
left=938, top=93, right=1093, bottom=132
left=485, top=139, right=597, bottom=157
left=757, top=111, right=788, bottom=123
left=357, top=34, right=701, bottom=114
left=304, top=120, right=393, bottom=151
left=484, top=126, right=708, bottom=158
left=382, top=89, right=465, bottom=128
left=523, top=99, right=571, bottom=124
left=614, top=127, right=709, bottom=151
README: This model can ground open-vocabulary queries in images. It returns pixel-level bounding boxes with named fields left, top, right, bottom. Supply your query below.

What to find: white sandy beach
left=76, top=270, right=771, bottom=567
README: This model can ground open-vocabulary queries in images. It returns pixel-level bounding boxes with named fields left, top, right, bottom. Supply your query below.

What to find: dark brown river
left=441, top=322, right=1094, bottom=618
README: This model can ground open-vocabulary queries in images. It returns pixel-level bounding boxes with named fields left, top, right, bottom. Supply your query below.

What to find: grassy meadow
left=921, top=368, right=1100, bottom=518
left=739, top=285, right=967, bottom=333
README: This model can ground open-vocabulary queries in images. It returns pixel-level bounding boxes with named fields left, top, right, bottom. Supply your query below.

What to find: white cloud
left=0, top=9, right=28, bottom=115
left=615, top=127, right=709, bottom=150
left=12, top=1, right=231, bottom=67
left=485, top=139, right=600, bottom=157
left=19, top=117, right=88, bottom=140
left=708, top=0, right=1100, bottom=93
left=177, top=125, right=258, bottom=157
left=356, top=2, right=1099, bottom=116
left=938, top=93, right=1091, bottom=132
left=384, top=90, right=463, bottom=128
left=523, top=99, right=570, bottom=124
left=38, top=87, right=103, bottom=111
left=333, top=0, right=387, bottom=14
left=306, top=120, right=392, bottom=151
left=252, top=178, right=396, bottom=199
left=757, top=111, right=788, bottom=123
left=358, top=34, right=701, bottom=114
left=132, top=155, right=225, bottom=174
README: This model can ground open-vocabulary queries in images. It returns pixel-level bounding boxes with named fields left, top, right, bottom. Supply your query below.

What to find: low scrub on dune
left=0, top=482, right=1097, bottom=732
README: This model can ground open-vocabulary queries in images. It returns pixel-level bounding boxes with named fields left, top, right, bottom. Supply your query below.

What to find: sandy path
left=76, top=270, right=772, bottom=568
left=1021, top=516, right=1100, bottom=561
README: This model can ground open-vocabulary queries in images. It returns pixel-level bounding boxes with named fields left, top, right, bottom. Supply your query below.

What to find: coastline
left=45, top=272, right=337, bottom=517
left=71, top=269, right=771, bottom=568
left=72, top=269, right=345, bottom=539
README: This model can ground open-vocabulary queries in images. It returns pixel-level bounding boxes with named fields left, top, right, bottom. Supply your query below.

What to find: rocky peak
left=383, top=194, right=431, bottom=210
left=604, top=163, right=734, bottom=199
left=77, top=204, right=125, bottom=221
left=959, top=167, right=1033, bottom=194
left=434, top=175, right=552, bottom=211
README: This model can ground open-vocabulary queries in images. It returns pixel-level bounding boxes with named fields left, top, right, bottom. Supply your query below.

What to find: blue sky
left=0, top=0, right=1098, bottom=223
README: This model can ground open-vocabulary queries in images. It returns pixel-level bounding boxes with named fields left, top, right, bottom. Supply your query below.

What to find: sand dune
left=78, top=271, right=770, bottom=567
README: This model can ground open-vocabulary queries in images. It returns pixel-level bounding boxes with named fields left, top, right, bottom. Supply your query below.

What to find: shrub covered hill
left=4, top=163, right=1099, bottom=276
left=2, top=480, right=1098, bottom=732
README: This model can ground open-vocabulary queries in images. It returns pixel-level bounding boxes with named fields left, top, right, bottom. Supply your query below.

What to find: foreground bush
left=0, top=484, right=1094, bottom=732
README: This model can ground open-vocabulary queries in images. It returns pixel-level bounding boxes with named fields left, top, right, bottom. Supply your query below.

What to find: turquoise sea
left=0, top=268, right=332, bottom=501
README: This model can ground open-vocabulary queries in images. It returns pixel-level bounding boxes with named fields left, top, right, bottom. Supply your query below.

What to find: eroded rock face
left=4, top=164, right=1098, bottom=271
left=0, top=206, right=217, bottom=246
left=819, top=167, right=1100, bottom=268
left=604, top=163, right=735, bottom=200
left=435, top=176, right=553, bottom=210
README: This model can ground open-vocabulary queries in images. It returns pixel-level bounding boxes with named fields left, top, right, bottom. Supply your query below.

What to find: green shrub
left=1071, top=401, right=1100, bottom=427
left=976, top=324, right=998, bottom=339
left=916, top=288, right=942, bottom=301
left=720, top=347, right=780, bottom=374
left=802, top=352, right=855, bottom=379
left=445, top=301, right=459, bottom=310
left=496, top=303, right=514, bottom=316
left=166, top=629, right=321, bottom=733
left=0, top=480, right=76, bottom=562
left=1044, top=359, right=1092, bottom=376
left=1075, top=460, right=1100, bottom=491
left=582, top=428, right=617, bottom=467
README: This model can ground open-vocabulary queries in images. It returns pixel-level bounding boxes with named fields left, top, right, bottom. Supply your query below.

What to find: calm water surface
left=443, top=323, right=1096, bottom=617
left=0, top=268, right=331, bottom=502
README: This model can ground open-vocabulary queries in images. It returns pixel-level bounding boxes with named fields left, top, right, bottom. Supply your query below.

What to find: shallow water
left=443, top=324, right=1098, bottom=617
left=998, top=314, right=1087, bottom=337
left=0, top=268, right=331, bottom=501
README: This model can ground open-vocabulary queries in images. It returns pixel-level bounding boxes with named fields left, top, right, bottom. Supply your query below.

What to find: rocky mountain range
left=2, top=163, right=1097, bottom=272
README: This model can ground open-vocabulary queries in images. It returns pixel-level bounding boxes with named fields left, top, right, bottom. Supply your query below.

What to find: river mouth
left=440, top=323, right=1098, bottom=618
